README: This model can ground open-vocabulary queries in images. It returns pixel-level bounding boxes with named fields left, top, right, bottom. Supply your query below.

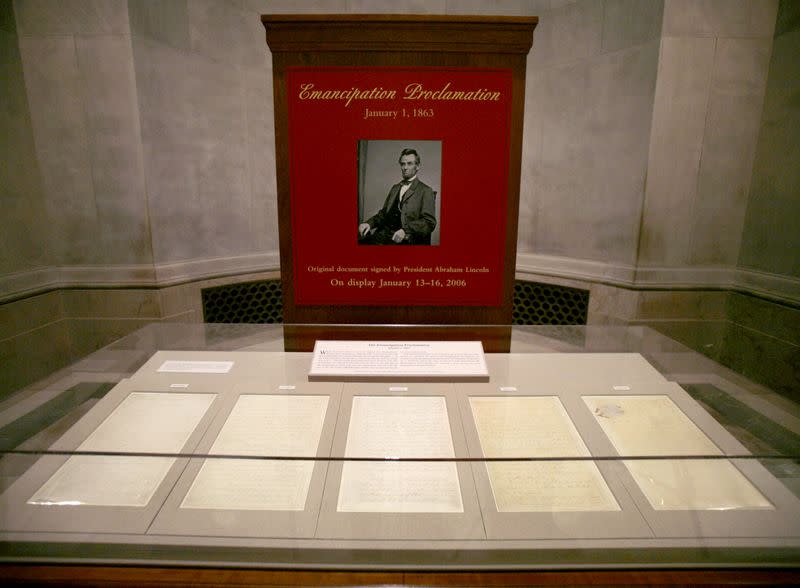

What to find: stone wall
left=1, top=1, right=798, bottom=400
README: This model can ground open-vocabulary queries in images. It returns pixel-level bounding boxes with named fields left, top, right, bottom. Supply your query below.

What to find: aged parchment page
left=338, top=396, right=463, bottom=513
left=29, top=392, right=215, bottom=507
left=182, top=395, right=328, bottom=510
left=584, top=395, right=772, bottom=510
left=470, top=396, right=619, bottom=511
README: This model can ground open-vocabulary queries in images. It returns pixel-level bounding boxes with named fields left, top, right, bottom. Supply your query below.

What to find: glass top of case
left=1, top=323, right=798, bottom=570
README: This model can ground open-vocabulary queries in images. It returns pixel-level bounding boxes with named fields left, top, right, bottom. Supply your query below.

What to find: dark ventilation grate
left=202, top=280, right=283, bottom=324
left=513, top=281, right=589, bottom=325
left=201, top=279, right=586, bottom=326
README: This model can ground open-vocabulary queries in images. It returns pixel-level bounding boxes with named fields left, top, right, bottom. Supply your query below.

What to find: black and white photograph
left=357, top=140, right=442, bottom=246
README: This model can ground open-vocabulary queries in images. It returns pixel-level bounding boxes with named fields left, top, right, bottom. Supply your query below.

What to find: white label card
left=310, top=340, right=488, bottom=379
left=158, top=360, right=234, bottom=374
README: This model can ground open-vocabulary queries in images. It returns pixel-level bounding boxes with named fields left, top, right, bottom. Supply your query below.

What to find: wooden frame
left=263, top=16, right=537, bottom=351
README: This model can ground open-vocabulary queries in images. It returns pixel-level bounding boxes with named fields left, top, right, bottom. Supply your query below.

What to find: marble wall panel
left=444, top=0, right=549, bottom=16
left=241, top=1, right=271, bottom=69
left=0, top=320, right=72, bottom=401
left=127, top=0, right=190, bottom=50
left=774, top=0, right=800, bottom=37
left=720, top=322, right=800, bottom=402
left=529, top=0, right=603, bottom=68
left=130, top=36, right=191, bottom=146
left=18, top=36, right=98, bottom=266
left=131, top=37, right=199, bottom=263
left=739, top=28, right=800, bottom=278
left=587, top=283, right=640, bottom=323
left=727, top=292, right=800, bottom=347
left=517, top=60, right=544, bottom=253
left=1, top=1, right=15, bottom=32
left=61, top=289, right=161, bottom=320
left=636, top=290, right=728, bottom=320
left=244, top=65, right=279, bottom=254
left=188, top=0, right=250, bottom=66
left=13, top=0, right=128, bottom=35
left=346, top=0, right=446, bottom=14
left=255, top=0, right=347, bottom=14
left=0, top=291, right=62, bottom=341
left=689, top=38, right=772, bottom=266
left=530, top=41, right=659, bottom=264
left=133, top=1, right=267, bottom=268
left=0, top=25, right=49, bottom=278
left=518, top=2, right=550, bottom=253
left=186, top=55, right=253, bottom=259
left=639, top=318, right=726, bottom=360
left=74, top=35, right=152, bottom=266
left=639, top=36, right=714, bottom=266
left=662, top=0, right=778, bottom=39
left=159, top=282, right=200, bottom=321
left=601, top=0, right=664, bottom=53
left=66, top=317, right=153, bottom=360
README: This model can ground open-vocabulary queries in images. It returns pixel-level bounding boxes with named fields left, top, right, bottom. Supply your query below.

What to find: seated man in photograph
left=358, top=148, right=437, bottom=245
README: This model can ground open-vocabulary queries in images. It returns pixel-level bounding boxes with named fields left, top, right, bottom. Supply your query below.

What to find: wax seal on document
left=595, top=404, right=624, bottom=418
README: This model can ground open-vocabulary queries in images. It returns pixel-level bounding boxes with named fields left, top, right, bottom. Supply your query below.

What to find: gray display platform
left=2, top=344, right=799, bottom=567
left=456, top=379, right=800, bottom=541
left=456, top=384, right=652, bottom=540
left=132, top=350, right=312, bottom=386
left=575, top=381, right=800, bottom=538
left=484, top=352, right=668, bottom=389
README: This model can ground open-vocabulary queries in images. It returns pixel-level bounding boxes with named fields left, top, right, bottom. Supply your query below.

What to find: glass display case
left=1, top=324, right=798, bottom=578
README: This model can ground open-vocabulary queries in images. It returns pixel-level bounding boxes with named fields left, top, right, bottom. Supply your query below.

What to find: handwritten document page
left=29, top=392, right=215, bottom=507
left=584, top=395, right=772, bottom=510
left=469, top=397, right=619, bottom=512
left=181, top=395, right=329, bottom=511
left=337, top=396, right=463, bottom=513
left=310, top=341, right=488, bottom=380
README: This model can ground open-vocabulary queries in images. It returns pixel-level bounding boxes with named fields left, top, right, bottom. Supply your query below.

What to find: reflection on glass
left=584, top=395, right=772, bottom=511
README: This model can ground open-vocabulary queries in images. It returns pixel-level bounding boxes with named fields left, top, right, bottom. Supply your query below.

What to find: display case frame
left=1, top=323, right=798, bottom=575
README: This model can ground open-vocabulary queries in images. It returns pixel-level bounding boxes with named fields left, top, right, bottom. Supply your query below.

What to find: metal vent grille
left=202, top=280, right=283, bottom=324
left=201, top=279, right=587, bottom=326
left=513, top=281, right=589, bottom=325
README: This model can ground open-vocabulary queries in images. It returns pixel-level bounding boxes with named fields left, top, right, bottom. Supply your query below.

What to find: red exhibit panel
left=286, top=67, right=512, bottom=307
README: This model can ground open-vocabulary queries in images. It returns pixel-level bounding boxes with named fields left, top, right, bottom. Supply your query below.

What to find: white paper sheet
left=337, top=396, right=463, bottom=513
left=29, top=392, right=215, bottom=507
left=470, top=397, right=619, bottom=512
left=182, top=459, right=316, bottom=511
left=624, top=460, right=772, bottom=510
left=181, top=395, right=328, bottom=511
left=584, top=395, right=720, bottom=456
left=584, top=395, right=772, bottom=511
left=338, top=462, right=463, bottom=513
